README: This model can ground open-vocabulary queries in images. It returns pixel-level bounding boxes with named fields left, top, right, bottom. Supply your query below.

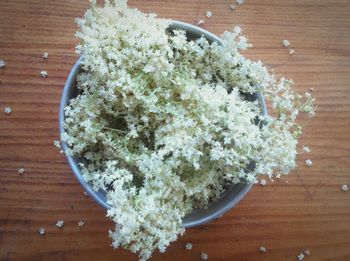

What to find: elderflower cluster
left=61, top=1, right=315, bottom=260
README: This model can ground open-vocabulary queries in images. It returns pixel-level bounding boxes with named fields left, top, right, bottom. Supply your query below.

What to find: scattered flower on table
left=282, top=39, right=290, bottom=48
left=40, top=70, right=48, bottom=78
left=42, top=52, right=49, bottom=59
left=236, top=0, right=244, bottom=5
left=302, top=146, right=310, bottom=153
left=206, top=11, right=212, bottom=18
left=297, top=252, right=305, bottom=261
left=260, top=179, right=267, bottom=186
left=56, top=220, right=64, bottom=228
left=305, top=159, right=313, bottom=167
left=0, top=59, right=6, bottom=69
left=196, top=19, right=205, bottom=26
left=341, top=184, right=348, bottom=192
left=38, top=227, right=45, bottom=236
left=259, top=246, right=267, bottom=253
left=200, top=252, right=208, bottom=260
left=4, top=107, right=11, bottom=115
left=304, top=249, right=311, bottom=256
left=78, top=220, right=85, bottom=227
left=185, top=242, right=192, bottom=250
left=54, top=140, right=61, bottom=149
left=18, top=168, right=25, bottom=175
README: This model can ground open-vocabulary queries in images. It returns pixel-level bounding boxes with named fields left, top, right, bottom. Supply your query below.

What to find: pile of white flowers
left=61, top=1, right=315, bottom=260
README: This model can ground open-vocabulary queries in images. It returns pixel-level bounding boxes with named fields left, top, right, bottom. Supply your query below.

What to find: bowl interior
left=59, top=20, right=267, bottom=228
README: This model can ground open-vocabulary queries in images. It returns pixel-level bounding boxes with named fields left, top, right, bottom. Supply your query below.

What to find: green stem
left=103, top=126, right=127, bottom=134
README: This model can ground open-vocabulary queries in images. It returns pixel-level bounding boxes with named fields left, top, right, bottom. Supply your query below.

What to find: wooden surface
left=1, top=0, right=350, bottom=260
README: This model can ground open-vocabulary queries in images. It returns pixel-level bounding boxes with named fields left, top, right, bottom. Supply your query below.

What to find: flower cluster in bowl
left=61, top=1, right=315, bottom=260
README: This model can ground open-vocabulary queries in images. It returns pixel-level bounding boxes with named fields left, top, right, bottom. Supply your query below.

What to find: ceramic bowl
left=59, top=20, right=267, bottom=228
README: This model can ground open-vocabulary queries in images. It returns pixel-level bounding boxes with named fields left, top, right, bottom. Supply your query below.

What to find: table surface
left=0, top=0, right=350, bottom=260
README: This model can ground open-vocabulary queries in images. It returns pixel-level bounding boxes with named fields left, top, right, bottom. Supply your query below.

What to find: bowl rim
left=59, top=20, right=267, bottom=228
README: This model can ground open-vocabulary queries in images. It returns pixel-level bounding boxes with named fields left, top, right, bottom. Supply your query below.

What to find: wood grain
left=0, top=0, right=350, bottom=260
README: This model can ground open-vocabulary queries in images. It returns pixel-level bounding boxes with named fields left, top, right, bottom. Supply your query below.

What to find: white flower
left=206, top=11, right=212, bottom=18
left=304, top=249, right=311, bottom=256
left=196, top=19, right=205, bottom=26
left=297, top=253, right=305, bottom=261
left=185, top=243, right=192, bottom=250
left=78, top=220, right=85, bottom=227
left=236, top=0, right=244, bottom=5
left=305, top=159, right=312, bottom=167
left=0, top=59, right=6, bottom=69
left=341, top=184, right=348, bottom=192
left=259, top=179, right=267, bottom=186
left=42, top=52, right=49, bottom=59
left=282, top=39, right=290, bottom=48
left=38, top=227, right=45, bottom=235
left=54, top=140, right=61, bottom=148
left=302, top=146, right=310, bottom=153
left=4, top=107, right=11, bottom=115
left=56, top=220, right=64, bottom=228
left=259, top=246, right=267, bottom=253
left=40, top=70, right=48, bottom=78
left=200, top=252, right=208, bottom=260
left=18, top=168, right=25, bottom=175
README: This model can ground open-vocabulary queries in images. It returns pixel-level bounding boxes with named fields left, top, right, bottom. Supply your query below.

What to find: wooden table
left=1, top=1, right=349, bottom=260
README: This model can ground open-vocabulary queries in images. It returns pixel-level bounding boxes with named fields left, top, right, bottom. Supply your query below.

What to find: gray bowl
left=59, top=20, right=267, bottom=228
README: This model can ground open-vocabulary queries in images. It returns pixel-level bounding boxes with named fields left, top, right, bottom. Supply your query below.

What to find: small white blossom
left=4, top=107, right=11, bottom=115
left=206, top=11, right=212, bottom=18
left=54, top=140, right=61, bottom=149
left=185, top=243, right=192, bottom=250
left=305, top=159, right=312, bottom=167
left=341, top=184, right=348, bottom=192
left=289, top=49, right=295, bottom=55
left=303, top=146, right=310, bottom=153
left=297, top=253, right=305, bottom=261
left=282, top=39, right=290, bottom=48
left=56, top=220, right=64, bottom=228
left=38, top=227, right=45, bottom=235
left=236, top=0, right=244, bottom=5
left=229, top=4, right=236, bottom=10
left=42, top=52, right=49, bottom=59
left=259, top=246, right=267, bottom=253
left=304, top=249, right=311, bottom=256
left=83, top=191, right=88, bottom=196
left=78, top=220, right=85, bottom=227
left=200, top=252, right=208, bottom=260
left=196, top=19, right=205, bottom=26
left=18, top=168, right=25, bottom=175
left=40, top=70, right=48, bottom=78
left=0, top=59, right=6, bottom=69
left=259, top=179, right=267, bottom=186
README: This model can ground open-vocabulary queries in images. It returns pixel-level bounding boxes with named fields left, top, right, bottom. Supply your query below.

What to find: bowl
left=59, top=20, right=267, bottom=228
